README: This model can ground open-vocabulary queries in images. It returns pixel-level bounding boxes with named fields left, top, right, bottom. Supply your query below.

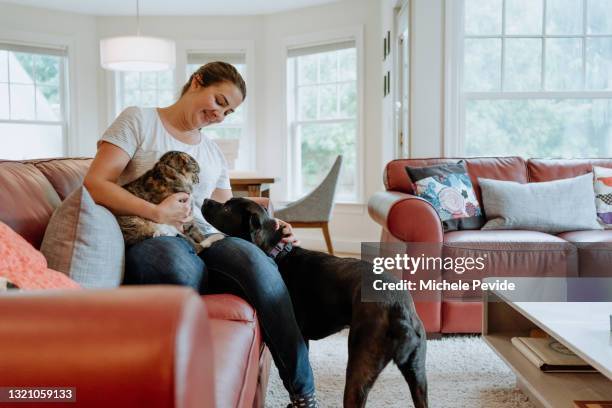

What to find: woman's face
left=184, top=78, right=244, bottom=129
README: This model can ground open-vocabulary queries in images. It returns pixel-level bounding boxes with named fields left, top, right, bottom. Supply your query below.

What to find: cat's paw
left=199, top=234, right=225, bottom=249
left=153, top=224, right=182, bottom=238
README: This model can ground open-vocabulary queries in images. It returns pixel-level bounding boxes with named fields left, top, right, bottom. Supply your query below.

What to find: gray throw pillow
left=40, top=186, right=124, bottom=288
left=479, top=174, right=602, bottom=233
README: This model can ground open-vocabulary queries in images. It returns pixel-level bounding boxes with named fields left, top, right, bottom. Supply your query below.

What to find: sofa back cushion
left=33, top=158, right=92, bottom=200
left=0, top=159, right=92, bottom=249
left=385, top=157, right=528, bottom=204
left=528, top=159, right=612, bottom=182
left=0, top=161, right=62, bottom=248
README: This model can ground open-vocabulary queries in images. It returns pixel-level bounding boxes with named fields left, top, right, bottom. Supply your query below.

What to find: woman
left=84, top=62, right=317, bottom=408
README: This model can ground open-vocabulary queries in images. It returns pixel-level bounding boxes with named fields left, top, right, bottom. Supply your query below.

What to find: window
left=115, top=70, right=175, bottom=115
left=187, top=52, right=249, bottom=170
left=287, top=41, right=359, bottom=202
left=0, top=43, right=68, bottom=160
left=451, top=0, right=612, bottom=158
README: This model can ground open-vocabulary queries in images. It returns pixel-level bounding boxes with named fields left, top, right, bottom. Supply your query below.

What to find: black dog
left=202, top=197, right=428, bottom=408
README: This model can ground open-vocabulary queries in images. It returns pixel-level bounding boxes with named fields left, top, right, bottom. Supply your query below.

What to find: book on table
left=573, top=401, right=612, bottom=408
left=511, top=337, right=597, bottom=373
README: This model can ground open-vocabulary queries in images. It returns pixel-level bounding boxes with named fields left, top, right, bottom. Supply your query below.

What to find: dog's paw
left=153, top=224, right=182, bottom=238
left=199, top=234, right=225, bottom=249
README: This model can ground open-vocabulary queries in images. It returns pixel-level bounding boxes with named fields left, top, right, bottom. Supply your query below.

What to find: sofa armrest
left=247, top=197, right=273, bottom=216
left=0, top=286, right=214, bottom=408
left=368, top=191, right=443, bottom=243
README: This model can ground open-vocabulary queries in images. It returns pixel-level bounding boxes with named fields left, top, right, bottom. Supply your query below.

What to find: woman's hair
left=180, top=61, right=246, bottom=100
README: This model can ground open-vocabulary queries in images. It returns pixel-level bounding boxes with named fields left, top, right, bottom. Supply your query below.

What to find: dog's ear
left=156, top=163, right=181, bottom=180
left=248, top=213, right=262, bottom=243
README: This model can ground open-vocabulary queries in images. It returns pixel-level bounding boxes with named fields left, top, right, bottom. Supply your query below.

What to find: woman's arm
left=84, top=142, right=191, bottom=224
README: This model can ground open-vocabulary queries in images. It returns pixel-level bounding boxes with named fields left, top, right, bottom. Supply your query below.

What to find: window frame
left=283, top=26, right=365, bottom=204
left=0, top=30, right=73, bottom=159
left=444, top=0, right=612, bottom=157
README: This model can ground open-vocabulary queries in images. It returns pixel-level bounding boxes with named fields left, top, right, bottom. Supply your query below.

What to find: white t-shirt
left=99, top=106, right=231, bottom=234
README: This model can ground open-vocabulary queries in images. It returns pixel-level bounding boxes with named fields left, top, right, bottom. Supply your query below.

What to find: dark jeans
left=124, top=235, right=315, bottom=397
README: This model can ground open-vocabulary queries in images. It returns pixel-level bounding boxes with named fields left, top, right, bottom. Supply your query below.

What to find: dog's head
left=152, top=151, right=200, bottom=193
left=202, top=197, right=284, bottom=253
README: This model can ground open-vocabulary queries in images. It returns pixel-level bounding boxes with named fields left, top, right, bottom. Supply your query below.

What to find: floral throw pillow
left=593, top=166, right=612, bottom=228
left=406, top=162, right=485, bottom=231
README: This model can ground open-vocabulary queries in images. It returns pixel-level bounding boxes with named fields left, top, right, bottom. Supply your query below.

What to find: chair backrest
left=276, top=155, right=343, bottom=223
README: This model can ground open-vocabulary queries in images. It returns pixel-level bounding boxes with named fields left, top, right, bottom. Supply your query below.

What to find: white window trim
left=444, top=0, right=612, bottom=157
left=0, top=28, right=76, bottom=156
left=107, top=39, right=256, bottom=170
left=281, top=25, right=365, bottom=204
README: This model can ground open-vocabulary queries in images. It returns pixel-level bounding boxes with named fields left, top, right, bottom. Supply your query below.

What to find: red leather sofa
left=0, top=157, right=271, bottom=408
left=369, top=157, right=612, bottom=334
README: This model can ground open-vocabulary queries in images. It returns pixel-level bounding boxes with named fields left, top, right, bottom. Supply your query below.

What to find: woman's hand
left=154, top=192, right=193, bottom=230
left=275, top=219, right=300, bottom=246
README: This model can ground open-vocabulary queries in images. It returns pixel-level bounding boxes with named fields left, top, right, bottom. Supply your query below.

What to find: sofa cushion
left=443, top=230, right=578, bottom=300
left=40, top=186, right=124, bottom=288
left=33, top=158, right=92, bottom=200
left=406, top=162, right=484, bottom=231
left=0, top=221, right=80, bottom=290
left=528, top=158, right=612, bottom=182
left=204, top=294, right=261, bottom=408
left=0, top=161, right=61, bottom=248
left=479, top=174, right=602, bottom=233
left=557, top=230, right=612, bottom=277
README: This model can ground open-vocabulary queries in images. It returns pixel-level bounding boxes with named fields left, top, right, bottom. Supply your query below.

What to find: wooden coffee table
left=483, top=278, right=612, bottom=408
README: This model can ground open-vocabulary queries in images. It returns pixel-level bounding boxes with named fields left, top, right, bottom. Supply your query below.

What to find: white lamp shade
left=100, top=36, right=176, bottom=72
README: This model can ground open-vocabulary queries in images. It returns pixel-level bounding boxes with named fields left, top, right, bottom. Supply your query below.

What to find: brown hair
left=180, top=61, right=246, bottom=100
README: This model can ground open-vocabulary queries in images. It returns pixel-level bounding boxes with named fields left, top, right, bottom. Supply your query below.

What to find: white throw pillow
left=479, top=173, right=602, bottom=234
left=40, top=186, right=124, bottom=288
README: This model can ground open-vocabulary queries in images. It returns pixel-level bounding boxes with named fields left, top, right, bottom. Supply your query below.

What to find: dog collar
left=268, top=242, right=293, bottom=260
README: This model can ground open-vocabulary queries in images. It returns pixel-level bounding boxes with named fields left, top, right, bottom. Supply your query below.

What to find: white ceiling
left=0, top=0, right=342, bottom=16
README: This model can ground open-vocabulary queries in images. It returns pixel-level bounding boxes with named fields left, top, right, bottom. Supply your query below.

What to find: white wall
left=0, top=2, right=99, bottom=157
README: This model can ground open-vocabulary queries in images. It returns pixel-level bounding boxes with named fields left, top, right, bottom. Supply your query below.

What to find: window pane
left=123, top=89, right=141, bottom=107
left=299, top=121, right=356, bottom=200
left=158, top=70, right=173, bottom=89
left=298, top=54, right=317, bottom=85
left=586, top=37, right=612, bottom=90
left=34, top=55, right=60, bottom=86
left=10, top=84, right=35, bottom=120
left=0, top=51, right=8, bottom=82
left=298, top=86, right=317, bottom=120
left=141, top=72, right=157, bottom=89
left=546, top=0, right=583, bottom=35
left=318, top=51, right=337, bottom=83
left=0, top=83, right=8, bottom=119
left=204, top=127, right=241, bottom=139
left=338, top=83, right=357, bottom=118
left=158, top=90, right=175, bottom=106
left=504, top=39, right=542, bottom=91
left=140, top=90, right=156, bottom=107
left=545, top=38, right=583, bottom=90
left=0, top=123, right=63, bottom=160
left=505, top=0, right=543, bottom=35
left=465, top=0, right=503, bottom=35
left=318, top=84, right=337, bottom=119
left=338, top=48, right=356, bottom=81
left=464, top=39, right=501, bottom=91
left=465, top=99, right=612, bottom=158
left=36, top=85, right=60, bottom=121
left=587, top=0, right=612, bottom=34
left=10, top=52, right=34, bottom=84
left=123, top=72, right=140, bottom=89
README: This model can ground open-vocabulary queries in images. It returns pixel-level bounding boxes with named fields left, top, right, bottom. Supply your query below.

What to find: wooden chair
left=275, top=156, right=343, bottom=254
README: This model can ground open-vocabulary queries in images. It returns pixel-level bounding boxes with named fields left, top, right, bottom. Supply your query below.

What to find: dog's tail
left=389, top=305, right=428, bottom=408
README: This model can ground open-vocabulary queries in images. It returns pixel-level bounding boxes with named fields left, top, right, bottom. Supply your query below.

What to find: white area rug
left=265, top=330, right=535, bottom=408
